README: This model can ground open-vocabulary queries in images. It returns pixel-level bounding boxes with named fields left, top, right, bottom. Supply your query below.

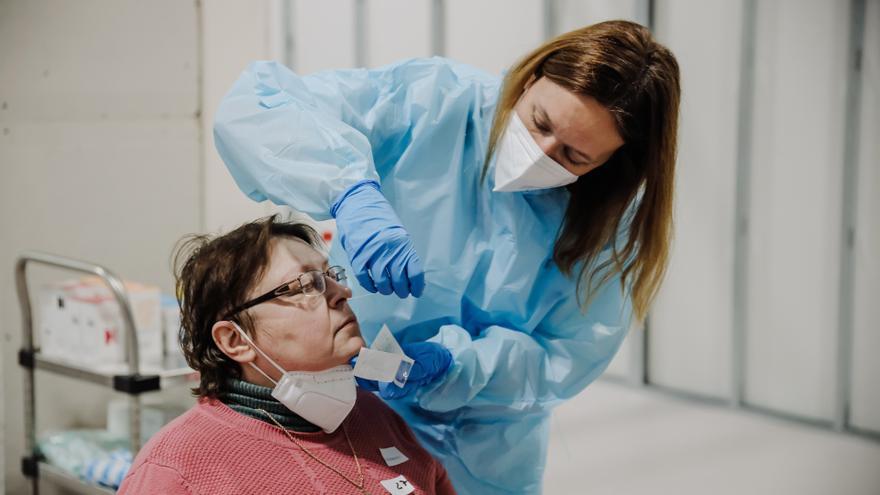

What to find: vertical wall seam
left=732, top=0, right=757, bottom=407
left=431, top=0, right=446, bottom=56
left=283, top=0, right=295, bottom=70
left=354, top=0, right=368, bottom=67
left=196, top=0, right=206, bottom=234
left=543, top=0, right=558, bottom=40
left=835, top=0, right=866, bottom=432
left=640, top=0, right=655, bottom=387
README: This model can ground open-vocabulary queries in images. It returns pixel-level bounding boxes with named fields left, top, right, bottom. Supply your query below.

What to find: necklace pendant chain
left=258, top=408, right=367, bottom=493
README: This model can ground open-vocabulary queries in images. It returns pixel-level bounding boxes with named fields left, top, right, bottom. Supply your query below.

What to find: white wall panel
left=367, top=0, right=431, bottom=67
left=0, top=120, right=202, bottom=492
left=850, top=0, right=880, bottom=434
left=294, top=0, right=357, bottom=73
left=203, top=0, right=274, bottom=234
left=745, top=0, right=850, bottom=421
left=557, top=0, right=647, bottom=33
left=604, top=319, right=648, bottom=384
left=0, top=1, right=202, bottom=491
left=0, top=0, right=197, bottom=121
left=446, top=0, right=543, bottom=75
left=0, top=122, right=201, bottom=287
left=646, top=0, right=742, bottom=399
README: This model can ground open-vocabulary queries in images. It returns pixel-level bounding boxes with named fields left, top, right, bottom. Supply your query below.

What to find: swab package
left=352, top=325, right=414, bottom=387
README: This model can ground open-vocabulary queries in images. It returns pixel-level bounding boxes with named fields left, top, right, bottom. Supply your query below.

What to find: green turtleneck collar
left=219, top=378, right=320, bottom=433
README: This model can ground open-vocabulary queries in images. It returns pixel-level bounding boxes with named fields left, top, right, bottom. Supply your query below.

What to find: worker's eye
left=532, top=116, right=552, bottom=135
left=564, top=148, right=590, bottom=167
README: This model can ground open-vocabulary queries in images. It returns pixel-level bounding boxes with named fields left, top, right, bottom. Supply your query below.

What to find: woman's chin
left=340, top=336, right=366, bottom=361
left=352, top=336, right=367, bottom=351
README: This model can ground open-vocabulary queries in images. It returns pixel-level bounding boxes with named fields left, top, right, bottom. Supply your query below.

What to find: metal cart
left=16, top=251, right=196, bottom=494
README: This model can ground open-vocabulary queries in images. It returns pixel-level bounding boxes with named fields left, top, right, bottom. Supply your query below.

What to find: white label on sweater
left=380, top=475, right=415, bottom=495
left=379, top=446, right=409, bottom=467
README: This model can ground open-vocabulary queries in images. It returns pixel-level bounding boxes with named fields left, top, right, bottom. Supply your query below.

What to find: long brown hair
left=483, top=20, right=680, bottom=321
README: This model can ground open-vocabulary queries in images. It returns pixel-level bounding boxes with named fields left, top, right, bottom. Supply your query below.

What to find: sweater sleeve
left=117, top=461, right=194, bottom=495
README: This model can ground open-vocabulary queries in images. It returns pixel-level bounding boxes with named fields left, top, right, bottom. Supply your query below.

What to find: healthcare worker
left=214, top=20, right=680, bottom=495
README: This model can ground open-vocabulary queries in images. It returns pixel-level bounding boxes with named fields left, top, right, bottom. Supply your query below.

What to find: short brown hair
left=173, top=214, right=321, bottom=398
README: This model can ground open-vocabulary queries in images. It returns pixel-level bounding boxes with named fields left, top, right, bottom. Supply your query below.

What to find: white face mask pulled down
left=231, top=322, right=356, bottom=433
left=493, top=112, right=579, bottom=192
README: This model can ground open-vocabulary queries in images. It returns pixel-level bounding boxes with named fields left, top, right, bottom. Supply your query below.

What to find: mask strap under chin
left=248, top=361, right=278, bottom=386
left=229, top=321, right=285, bottom=384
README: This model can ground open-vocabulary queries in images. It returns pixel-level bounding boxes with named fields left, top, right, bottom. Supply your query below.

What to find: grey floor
left=544, top=382, right=880, bottom=495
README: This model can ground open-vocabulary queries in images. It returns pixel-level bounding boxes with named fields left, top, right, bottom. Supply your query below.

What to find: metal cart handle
left=15, top=251, right=143, bottom=375
left=15, top=251, right=146, bottom=486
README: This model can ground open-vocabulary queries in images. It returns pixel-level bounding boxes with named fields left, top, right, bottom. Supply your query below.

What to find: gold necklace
left=258, top=408, right=368, bottom=494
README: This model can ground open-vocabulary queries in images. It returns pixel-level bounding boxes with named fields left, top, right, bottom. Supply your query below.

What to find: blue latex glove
left=350, top=342, right=452, bottom=399
left=381, top=342, right=452, bottom=400
left=331, top=180, right=425, bottom=298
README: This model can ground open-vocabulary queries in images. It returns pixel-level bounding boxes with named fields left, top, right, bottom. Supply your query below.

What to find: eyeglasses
left=224, top=266, right=347, bottom=320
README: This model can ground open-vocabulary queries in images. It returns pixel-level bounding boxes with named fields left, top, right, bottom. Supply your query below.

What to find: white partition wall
left=293, top=0, right=357, bottom=73
left=638, top=0, right=878, bottom=433
left=744, top=0, right=851, bottom=422
left=0, top=1, right=203, bottom=492
left=202, top=0, right=276, bottom=234
left=446, top=0, right=544, bottom=75
left=849, top=0, right=880, bottom=434
left=367, top=0, right=432, bottom=67
left=646, top=0, right=743, bottom=399
left=556, top=0, right=649, bottom=34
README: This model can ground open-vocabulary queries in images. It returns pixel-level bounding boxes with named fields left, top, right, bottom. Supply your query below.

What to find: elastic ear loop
left=230, top=321, right=285, bottom=386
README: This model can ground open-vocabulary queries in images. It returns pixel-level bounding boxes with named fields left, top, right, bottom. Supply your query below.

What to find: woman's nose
left=533, top=134, right=562, bottom=157
left=325, top=278, right=352, bottom=308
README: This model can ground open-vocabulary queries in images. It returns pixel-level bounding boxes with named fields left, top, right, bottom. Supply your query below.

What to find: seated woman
left=118, top=215, right=455, bottom=494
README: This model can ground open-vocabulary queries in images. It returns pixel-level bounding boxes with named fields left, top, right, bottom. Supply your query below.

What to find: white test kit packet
left=352, top=325, right=414, bottom=387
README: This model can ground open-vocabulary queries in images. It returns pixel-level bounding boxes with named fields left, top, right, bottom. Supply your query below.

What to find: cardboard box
left=37, top=277, right=162, bottom=371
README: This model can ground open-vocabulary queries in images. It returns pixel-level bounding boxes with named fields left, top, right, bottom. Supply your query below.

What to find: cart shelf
left=16, top=251, right=195, bottom=494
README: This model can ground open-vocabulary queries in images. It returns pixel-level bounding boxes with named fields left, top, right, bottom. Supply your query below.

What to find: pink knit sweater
left=118, top=390, right=456, bottom=494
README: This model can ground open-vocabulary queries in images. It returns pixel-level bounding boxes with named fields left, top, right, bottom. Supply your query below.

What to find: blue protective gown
left=214, top=57, right=633, bottom=495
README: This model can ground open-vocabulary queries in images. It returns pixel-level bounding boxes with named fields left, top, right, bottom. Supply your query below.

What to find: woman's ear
left=212, top=321, right=256, bottom=364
